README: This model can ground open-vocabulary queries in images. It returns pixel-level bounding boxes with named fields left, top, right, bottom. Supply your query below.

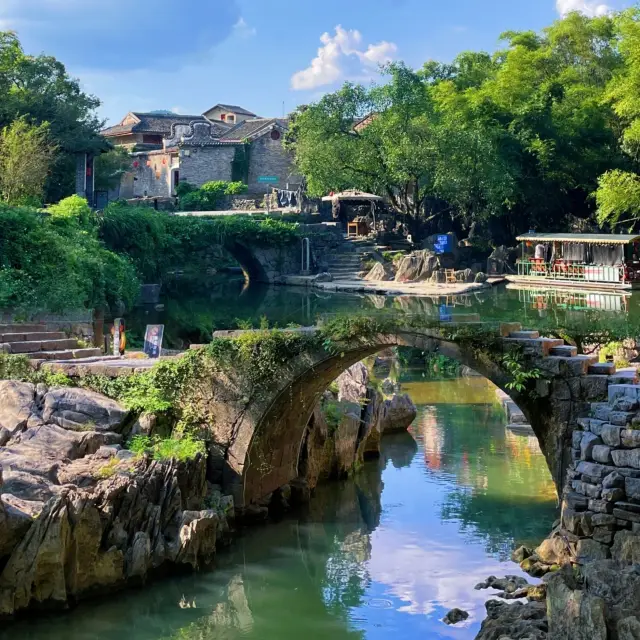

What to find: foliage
left=322, top=399, right=350, bottom=435
left=0, top=32, right=104, bottom=203
left=46, top=195, right=93, bottom=228
left=99, top=201, right=300, bottom=282
left=0, top=118, right=57, bottom=206
left=94, top=148, right=131, bottom=192
left=289, top=12, right=633, bottom=239
left=127, top=434, right=206, bottom=462
left=502, top=350, right=541, bottom=392
left=0, top=201, right=139, bottom=312
left=178, top=181, right=248, bottom=211
left=96, top=457, right=120, bottom=479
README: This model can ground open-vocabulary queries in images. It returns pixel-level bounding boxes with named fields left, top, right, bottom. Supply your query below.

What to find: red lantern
left=133, top=161, right=139, bottom=168
left=162, top=158, right=167, bottom=165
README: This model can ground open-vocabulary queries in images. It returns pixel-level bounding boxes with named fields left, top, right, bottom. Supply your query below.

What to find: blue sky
left=0, top=0, right=632, bottom=126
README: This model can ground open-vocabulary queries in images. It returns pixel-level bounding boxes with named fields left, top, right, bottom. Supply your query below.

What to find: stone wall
left=247, top=135, right=294, bottom=195
left=180, top=146, right=235, bottom=187
left=561, top=385, right=640, bottom=559
left=132, top=151, right=173, bottom=198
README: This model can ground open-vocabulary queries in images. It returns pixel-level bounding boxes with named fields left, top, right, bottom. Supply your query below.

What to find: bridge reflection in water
left=0, top=375, right=557, bottom=640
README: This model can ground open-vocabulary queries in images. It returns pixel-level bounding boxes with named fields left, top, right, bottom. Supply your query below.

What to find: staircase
left=325, top=237, right=376, bottom=281
left=0, top=324, right=101, bottom=363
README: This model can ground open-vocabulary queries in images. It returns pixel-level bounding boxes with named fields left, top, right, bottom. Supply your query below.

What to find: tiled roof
left=101, top=112, right=208, bottom=137
left=221, top=118, right=288, bottom=142
left=208, top=103, right=258, bottom=117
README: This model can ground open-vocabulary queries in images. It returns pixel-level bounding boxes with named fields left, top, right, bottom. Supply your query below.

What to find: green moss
left=127, top=433, right=205, bottom=462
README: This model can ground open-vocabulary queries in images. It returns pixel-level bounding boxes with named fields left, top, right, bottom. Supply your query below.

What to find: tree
left=0, top=31, right=105, bottom=202
left=94, top=148, right=131, bottom=193
left=0, top=118, right=57, bottom=206
left=596, top=9, right=640, bottom=230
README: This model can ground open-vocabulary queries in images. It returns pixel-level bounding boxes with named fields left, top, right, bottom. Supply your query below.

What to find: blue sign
left=434, top=234, right=454, bottom=255
left=439, top=305, right=453, bottom=322
left=257, top=176, right=279, bottom=183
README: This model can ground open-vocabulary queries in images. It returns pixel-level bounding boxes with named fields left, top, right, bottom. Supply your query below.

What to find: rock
left=0, top=381, right=37, bottom=436
left=42, top=388, right=129, bottom=433
left=474, top=272, right=488, bottom=283
left=454, top=268, right=475, bottom=283
left=443, top=608, right=469, bottom=625
left=622, top=429, right=640, bottom=448
left=612, top=449, right=640, bottom=469
left=602, top=487, right=625, bottom=502
left=364, top=262, right=393, bottom=282
left=576, top=539, right=611, bottom=564
left=379, top=394, right=417, bottom=433
left=618, top=616, right=640, bottom=639
left=613, top=398, right=639, bottom=412
left=627, top=477, right=640, bottom=500
left=535, top=535, right=575, bottom=566
left=475, top=599, right=547, bottom=640
left=394, top=250, right=440, bottom=282
left=612, top=531, right=640, bottom=564
left=603, top=471, right=625, bottom=489
left=580, top=432, right=602, bottom=461
left=381, top=378, right=395, bottom=395
left=592, top=445, right=613, bottom=464
left=589, top=499, right=614, bottom=514
left=572, top=480, right=601, bottom=499
left=313, top=272, right=333, bottom=283
left=336, top=362, right=369, bottom=403
left=512, top=546, right=533, bottom=563
left=601, top=425, right=623, bottom=447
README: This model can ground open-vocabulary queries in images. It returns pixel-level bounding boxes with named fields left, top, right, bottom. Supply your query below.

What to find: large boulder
left=475, top=599, right=548, bottom=640
left=42, top=388, right=130, bottom=432
left=364, top=261, right=394, bottom=282
left=337, top=362, right=369, bottom=403
left=0, top=381, right=38, bottom=436
left=394, top=250, right=440, bottom=283
left=379, top=394, right=417, bottom=433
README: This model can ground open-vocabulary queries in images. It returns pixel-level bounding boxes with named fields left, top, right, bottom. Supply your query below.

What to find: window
left=271, top=130, right=281, bottom=141
left=220, top=114, right=226, bottom=121
left=227, top=114, right=236, bottom=123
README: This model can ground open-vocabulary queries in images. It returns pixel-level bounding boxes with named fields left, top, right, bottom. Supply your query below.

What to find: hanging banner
left=111, top=318, right=126, bottom=356
left=143, top=324, right=164, bottom=359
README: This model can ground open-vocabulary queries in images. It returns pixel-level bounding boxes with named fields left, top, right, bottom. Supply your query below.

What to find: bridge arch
left=221, top=328, right=584, bottom=508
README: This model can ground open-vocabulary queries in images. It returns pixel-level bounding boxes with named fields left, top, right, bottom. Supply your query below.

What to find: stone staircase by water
left=0, top=323, right=101, bottom=363
left=325, top=237, right=376, bottom=281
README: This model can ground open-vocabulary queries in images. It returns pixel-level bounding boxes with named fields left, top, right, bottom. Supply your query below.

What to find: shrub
left=178, top=180, right=248, bottom=211
left=127, top=433, right=205, bottom=462
left=46, top=195, right=93, bottom=228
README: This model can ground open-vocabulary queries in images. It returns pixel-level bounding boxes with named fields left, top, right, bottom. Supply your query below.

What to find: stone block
left=608, top=384, right=640, bottom=404
left=589, top=499, right=614, bottom=514
left=576, top=461, right=615, bottom=478
left=614, top=508, right=640, bottom=524
left=562, top=508, right=594, bottom=536
left=601, top=425, right=623, bottom=447
left=577, top=417, right=591, bottom=430
left=611, top=411, right=636, bottom=427
left=592, top=513, right=617, bottom=526
left=551, top=377, right=581, bottom=401
left=592, top=404, right=612, bottom=422
left=625, top=477, right=640, bottom=500
left=621, top=429, right=640, bottom=448
left=612, top=530, right=640, bottom=564
left=582, top=473, right=601, bottom=484
left=603, top=471, right=625, bottom=489
left=573, top=430, right=585, bottom=449
left=589, top=419, right=607, bottom=437
left=573, top=480, right=601, bottom=499
left=612, top=449, right=640, bottom=470
left=581, top=375, right=609, bottom=401
left=581, top=432, right=602, bottom=461
left=616, top=501, right=640, bottom=514
left=575, top=538, right=611, bottom=563
left=592, top=445, right=613, bottom=464
left=602, top=487, right=625, bottom=502
left=592, top=528, right=615, bottom=545
left=565, top=491, right=589, bottom=511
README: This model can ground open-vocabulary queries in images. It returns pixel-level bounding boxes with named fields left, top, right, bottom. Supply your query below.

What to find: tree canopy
left=288, top=10, right=640, bottom=240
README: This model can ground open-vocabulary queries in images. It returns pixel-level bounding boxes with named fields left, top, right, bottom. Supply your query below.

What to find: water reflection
left=1, top=375, right=557, bottom=640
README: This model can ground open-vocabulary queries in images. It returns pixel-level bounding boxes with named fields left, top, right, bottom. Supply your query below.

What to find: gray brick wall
left=247, top=135, right=294, bottom=194
left=132, top=153, right=173, bottom=198
left=75, top=153, right=86, bottom=197
left=180, top=147, right=235, bottom=187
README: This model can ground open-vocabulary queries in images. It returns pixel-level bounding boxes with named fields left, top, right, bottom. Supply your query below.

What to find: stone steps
left=0, top=323, right=47, bottom=333
left=502, top=337, right=565, bottom=357
left=0, top=331, right=66, bottom=343
left=589, top=362, right=616, bottom=376
left=5, top=338, right=79, bottom=354
left=550, top=345, right=579, bottom=357
left=509, top=330, right=540, bottom=339
left=28, top=348, right=102, bottom=362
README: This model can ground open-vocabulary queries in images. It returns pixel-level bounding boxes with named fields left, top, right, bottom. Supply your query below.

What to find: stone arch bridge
left=206, top=323, right=617, bottom=508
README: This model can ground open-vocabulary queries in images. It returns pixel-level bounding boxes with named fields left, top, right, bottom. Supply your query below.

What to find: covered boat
left=509, top=232, right=640, bottom=290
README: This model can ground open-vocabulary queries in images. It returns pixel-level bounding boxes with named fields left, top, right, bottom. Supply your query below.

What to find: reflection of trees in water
left=410, top=386, right=557, bottom=560
left=440, top=489, right=557, bottom=561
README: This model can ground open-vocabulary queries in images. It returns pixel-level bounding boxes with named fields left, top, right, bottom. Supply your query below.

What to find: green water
left=1, top=375, right=557, bottom=640
left=126, top=278, right=637, bottom=348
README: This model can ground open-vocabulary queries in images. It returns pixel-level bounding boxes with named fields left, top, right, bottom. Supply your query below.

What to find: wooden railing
left=517, top=260, right=624, bottom=283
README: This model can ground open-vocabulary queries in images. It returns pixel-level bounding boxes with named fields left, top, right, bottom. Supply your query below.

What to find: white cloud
left=556, top=0, right=612, bottom=16
left=233, top=17, right=257, bottom=38
left=291, top=25, right=398, bottom=91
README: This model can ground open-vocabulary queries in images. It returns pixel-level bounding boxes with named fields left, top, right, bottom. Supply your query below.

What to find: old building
left=101, top=104, right=295, bottom=201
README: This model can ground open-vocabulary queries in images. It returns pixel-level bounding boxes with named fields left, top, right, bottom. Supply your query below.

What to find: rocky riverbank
left=0, top=359, right=417, bottom=618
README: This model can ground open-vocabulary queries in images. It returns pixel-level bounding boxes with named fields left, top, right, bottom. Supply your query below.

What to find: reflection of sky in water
left=0, top=377, right=557, bottom=640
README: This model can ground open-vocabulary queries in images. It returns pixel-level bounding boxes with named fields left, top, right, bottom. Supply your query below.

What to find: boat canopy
left=516, top=232, right=640, bottom=245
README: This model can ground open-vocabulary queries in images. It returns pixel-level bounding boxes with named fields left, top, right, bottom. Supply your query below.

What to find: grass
left=95, top=457, right=120, bottom=479
left=127, top=434, right=206, bottom=462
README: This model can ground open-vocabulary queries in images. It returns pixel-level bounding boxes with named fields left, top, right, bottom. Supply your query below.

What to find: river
left=1, top=372, right=557, bottom=640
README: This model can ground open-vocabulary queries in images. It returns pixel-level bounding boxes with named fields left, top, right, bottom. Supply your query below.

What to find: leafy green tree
left=0, top=118, right=57, bottom=206
left=0, top=31, right=104, bottom=202
left=94, top=148, right=131, bottom=193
